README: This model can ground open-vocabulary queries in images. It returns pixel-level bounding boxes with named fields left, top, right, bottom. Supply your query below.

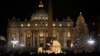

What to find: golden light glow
left=35, top=24, right=38, bottom=26
left=80, top=12, right=82, bottom=15
left=38, top=1, right=44, bottom=8
left=59, top=24, right=62, bottom=27
left=53, top=30, right=57, bottom=37
left=53, top=23, right=56, bottom=26
left=45, top=17, right=48, bottom=20
left=27, top=34, right=31, bottom=37
left=27, top=23, right=30, bottom=27
left=39, top=5, right=44, bottom=7
left=38, top=0, right=44, bottom=8
left=40, top=32, right=44, bottom=37
left=46, top=24, right=48, bottom=26
left=34, top=17, right=37, bottom=19
left=12, top=34, right=15, bottom=38
left=68, top=31, right=71, bottom=37
left=42, top=17, right=44, bottom=19
left=67, top=23, right=70, bottom=26
left=38, top=47, right=43, bottom=53
left=71, top=43, right=74, bottom=47
left=51, top=40, right=62, bottom=53
left=21, top=24, right=24, bottom=27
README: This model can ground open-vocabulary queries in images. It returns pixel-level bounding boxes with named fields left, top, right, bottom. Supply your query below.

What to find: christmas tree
left=73, top=12, right=92, bottom=53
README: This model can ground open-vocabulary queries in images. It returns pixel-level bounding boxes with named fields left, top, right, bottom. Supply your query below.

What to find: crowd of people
left=0, top=47, right=100, bottom=56
left=0, top=51, right=100, bottom=56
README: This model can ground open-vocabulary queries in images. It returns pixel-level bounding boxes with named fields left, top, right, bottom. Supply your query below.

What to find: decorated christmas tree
left=73, top=12, right=92, bottom=53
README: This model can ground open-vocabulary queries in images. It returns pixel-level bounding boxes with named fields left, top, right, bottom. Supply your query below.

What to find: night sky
left=0, top=0, right=99, bottom=37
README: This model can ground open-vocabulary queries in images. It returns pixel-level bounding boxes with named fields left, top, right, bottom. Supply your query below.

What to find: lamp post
left=87, top=38, right=95, bottom=45
left=87, top=37, right=95, bottom=52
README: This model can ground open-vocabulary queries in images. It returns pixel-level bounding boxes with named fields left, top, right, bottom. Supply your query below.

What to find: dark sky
left=0, top=0, right=99, bottom=36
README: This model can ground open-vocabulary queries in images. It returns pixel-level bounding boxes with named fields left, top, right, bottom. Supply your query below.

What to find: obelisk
left=48, top=0, right=53, bottom=38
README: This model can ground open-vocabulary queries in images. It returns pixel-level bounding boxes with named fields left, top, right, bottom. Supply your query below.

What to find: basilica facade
left=7, top=0, right=75, bottom=49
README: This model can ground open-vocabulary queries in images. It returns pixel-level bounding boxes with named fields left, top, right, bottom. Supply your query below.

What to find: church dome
left=31, top=9, right=48, bottom=21
left=66, top=16, right=73, bottom=22
left=31, top=0, right=48, bottom=21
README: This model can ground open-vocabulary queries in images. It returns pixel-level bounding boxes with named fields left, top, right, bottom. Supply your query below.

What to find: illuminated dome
left=31, top=0, right=48, bottom=21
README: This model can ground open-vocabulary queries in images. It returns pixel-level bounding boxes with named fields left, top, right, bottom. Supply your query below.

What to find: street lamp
left=11, top=38, right=18, bottom=48
left=87, top=38, right=95, bottom=45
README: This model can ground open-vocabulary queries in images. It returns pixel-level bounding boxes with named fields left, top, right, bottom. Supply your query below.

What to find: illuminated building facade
left=7, top=0, right=74, bottom=49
